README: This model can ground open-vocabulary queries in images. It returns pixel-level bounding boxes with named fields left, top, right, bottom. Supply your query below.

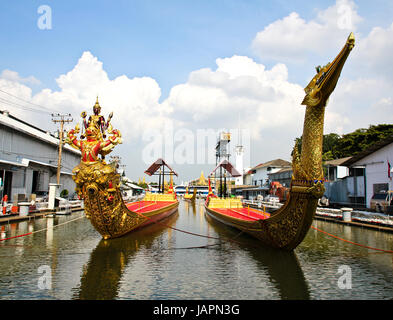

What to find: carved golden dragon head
left=301, top=32, right=355, bottom=108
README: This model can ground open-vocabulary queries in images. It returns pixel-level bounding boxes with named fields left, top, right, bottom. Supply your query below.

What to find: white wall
left=353, top=142, right=393, bottom=208
left=252, top=167, right=281, bottom=186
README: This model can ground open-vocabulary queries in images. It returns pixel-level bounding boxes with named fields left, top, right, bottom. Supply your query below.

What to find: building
left=0, top=110, right=80, bottom=202
left=342, top=135, right=393, bottom=208
left=322, top=157, right=360, bottom=207
left=189, top=171, right=208, bottom=186
left=268, top=167, right=293, bottom=187
left=243, top=167, right=252, bottom=185
left=230, top=184, right=269, bottom=200
left=324, top=157, right=351, bottom=182
left=249, top=159, right=291, bottom=187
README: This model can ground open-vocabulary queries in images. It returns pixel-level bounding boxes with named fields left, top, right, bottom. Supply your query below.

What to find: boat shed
left=0, top=110, right=80, bottom=202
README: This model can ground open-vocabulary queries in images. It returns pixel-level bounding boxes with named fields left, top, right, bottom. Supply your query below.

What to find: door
left=0, top=170, right=13, bottom=200
left=32, top=170, right=39, bottom=193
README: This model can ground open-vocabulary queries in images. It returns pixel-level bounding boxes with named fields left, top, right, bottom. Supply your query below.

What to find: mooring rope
left=0, top=214, right=85, bottom=242
left=130, top=208, right=257, bottom=248
left=311, top=225, right=393, bottom=254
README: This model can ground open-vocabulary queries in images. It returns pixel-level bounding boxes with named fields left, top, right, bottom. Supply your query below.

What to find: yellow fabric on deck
left=208, top=198, right=243, bottom=209
left=143, top=192, right=176, bottom=202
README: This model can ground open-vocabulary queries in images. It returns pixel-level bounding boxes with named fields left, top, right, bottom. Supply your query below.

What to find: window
left=373, top=183, right=388, bottom=195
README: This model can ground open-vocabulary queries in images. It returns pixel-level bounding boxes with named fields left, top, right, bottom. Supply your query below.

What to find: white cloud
left=162, top=55, right=306, bottom=164
left=165, top=55, right=304, bottom=135
left=0, top=69, right=41, bottom=86
left=351, top=22, right=393, bottom=78
left=252, top=0, right=362, bottom=63
left=251, top=0, right=393, bottom=138
left=29, top=52, right=171, bottom=141
left=2, top=0, right=392, bottom=178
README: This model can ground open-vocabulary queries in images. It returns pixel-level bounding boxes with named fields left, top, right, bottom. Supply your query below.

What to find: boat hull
left=205, top=181, right=323, bottom=250
left=84, top=185, right=179, bottom=239
left=204, top=205, right=268, bottom=235
left=126, top=201, right=179, bottom=231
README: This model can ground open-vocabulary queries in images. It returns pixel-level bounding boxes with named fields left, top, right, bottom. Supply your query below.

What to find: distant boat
left=183, top=187, right=197, bottom=202
left=175, top=185, right=210, bottom=198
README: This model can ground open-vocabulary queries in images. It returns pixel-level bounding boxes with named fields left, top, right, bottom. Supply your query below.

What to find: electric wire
left=0, top=88, right=59, bottom=113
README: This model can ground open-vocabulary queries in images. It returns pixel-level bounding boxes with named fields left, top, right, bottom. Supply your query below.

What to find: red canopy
left=144, top=158, right=178, bottom=176
left=209, top=159, right=241, bottom=177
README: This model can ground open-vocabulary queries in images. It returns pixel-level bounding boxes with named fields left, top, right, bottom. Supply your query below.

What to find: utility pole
left=51, top=113, right=73, bottom=185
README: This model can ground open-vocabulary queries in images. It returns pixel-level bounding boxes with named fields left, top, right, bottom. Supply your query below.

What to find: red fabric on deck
left=213, top=208, right=270, bottom=221
left=126, top=201, right=176, bottom=214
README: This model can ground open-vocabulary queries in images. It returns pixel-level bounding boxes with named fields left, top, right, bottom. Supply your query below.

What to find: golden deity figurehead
left=93, top=97, right=101, bottom=115
left=80, top=96, right=113, bottom=142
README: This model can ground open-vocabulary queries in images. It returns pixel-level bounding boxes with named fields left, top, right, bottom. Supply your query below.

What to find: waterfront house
left=342, top=135, right=393, bottom=209
left=250, top=159, right=291, bottom=187
left=268, top=167, right=293, bottom=188
left=322, top=157, right=363, bottom=207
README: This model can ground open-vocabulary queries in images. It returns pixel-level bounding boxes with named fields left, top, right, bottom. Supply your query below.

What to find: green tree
left=294, top=124, right=393, bottom=161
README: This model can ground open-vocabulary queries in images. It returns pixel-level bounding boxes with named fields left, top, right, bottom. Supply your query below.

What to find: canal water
left=0, top=199, right=392, bottom=300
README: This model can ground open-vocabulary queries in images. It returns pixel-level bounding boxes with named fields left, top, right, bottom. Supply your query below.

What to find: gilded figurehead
left=81, top=97, right=113, bottom=140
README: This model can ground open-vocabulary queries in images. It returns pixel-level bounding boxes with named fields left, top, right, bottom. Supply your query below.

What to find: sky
left=0, top=0, right=392, bottom=184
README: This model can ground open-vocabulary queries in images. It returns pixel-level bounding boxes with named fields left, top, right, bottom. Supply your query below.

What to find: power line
left=0, top=96, right=51, bottom=114
left=0, top=88, right=58, bottom=113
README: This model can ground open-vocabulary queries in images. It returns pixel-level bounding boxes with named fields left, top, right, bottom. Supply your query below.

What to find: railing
left=243, top=199, right=282, bottom=211
left=242, top=199, right=393, bottom=228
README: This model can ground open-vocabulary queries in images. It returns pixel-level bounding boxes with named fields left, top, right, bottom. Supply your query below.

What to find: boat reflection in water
left=73, top=212, right=179, bottom=300
left=204, top=212, right=310, bottom=300
left=184, top=200, right=197, bottom=215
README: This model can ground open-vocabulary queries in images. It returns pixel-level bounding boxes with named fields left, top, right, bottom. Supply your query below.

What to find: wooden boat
left=183, top=187, right=197, bottom=202
left=205, top=33, right=355, bottom=250
left=65, top=101, right=178, bottom=239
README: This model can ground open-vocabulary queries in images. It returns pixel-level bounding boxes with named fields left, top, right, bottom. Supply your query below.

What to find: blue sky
left=2, top=0, right=390, bottom=98
left=1, top=0, right=393, bottom=181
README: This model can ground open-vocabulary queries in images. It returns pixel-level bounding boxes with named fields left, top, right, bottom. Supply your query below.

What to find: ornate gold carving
left=65, top=98, right=153, bottom=239
left=259, top=33, right=354, bottom=250
left=207, top=34, right=354, bottom=251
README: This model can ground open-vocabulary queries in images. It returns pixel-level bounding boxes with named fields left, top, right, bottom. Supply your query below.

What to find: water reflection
left=73, top=212, right=179, bottom=300
left=204, top=212, right=310, bottom=300
left=184, top=200, right=197, bottom=215
left=0, top=202, right=392, bottom=300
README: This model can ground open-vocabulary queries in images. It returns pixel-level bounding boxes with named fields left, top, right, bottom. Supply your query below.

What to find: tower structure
left=235, top=115, right=244, bottom=185
left=215, top=132, right=231, bottom=197
left=235, top=144, right=244, bottom=186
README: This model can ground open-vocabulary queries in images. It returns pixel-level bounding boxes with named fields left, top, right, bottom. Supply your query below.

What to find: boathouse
left=0, top=110, right=80, bottom=202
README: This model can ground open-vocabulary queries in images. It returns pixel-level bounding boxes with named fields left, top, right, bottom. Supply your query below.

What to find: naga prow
left=262, top=32, right=355, bottom=250
left=205, top=33, right=355, bottom=250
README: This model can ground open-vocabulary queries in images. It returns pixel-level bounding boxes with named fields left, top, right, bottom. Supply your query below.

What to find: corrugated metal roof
left=251, top=158, right=291, bottom=170
left=0, top=111, right=80, bottom=155
left=324, top=157, right=352, bottom=167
